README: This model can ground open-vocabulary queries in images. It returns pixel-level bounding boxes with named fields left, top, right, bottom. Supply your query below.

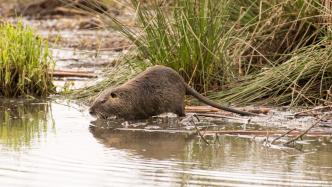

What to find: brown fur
left=89, top=65, right=256, bottom=120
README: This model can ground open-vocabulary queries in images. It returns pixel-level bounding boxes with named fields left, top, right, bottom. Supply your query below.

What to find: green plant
left=74, top=0, right=331, bottom=106
left=0, top=21, right=55, bottom=97
left=102, top=0, right=235, bottom=92
left=68, top=58, right=148, bottom=103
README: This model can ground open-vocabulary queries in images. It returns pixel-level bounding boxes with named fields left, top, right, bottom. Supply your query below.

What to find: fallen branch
left=204, top=130, right=331, bottom=137
left=116, top=128, right=196, bottom=134
left=270, top=128, right=297, bottom=144
left=185, top=106, right=220, bottom=113
left=195, top=113, right=245, bottom=121
left=284, top=114, right=327, bottom=146
left=294, top=106, right=332, bottom=117
left=185, top=106, right=270, bottom=114
left=50, top=70, right=97, bottom=78
left=114, top=128, right=332, bottom=137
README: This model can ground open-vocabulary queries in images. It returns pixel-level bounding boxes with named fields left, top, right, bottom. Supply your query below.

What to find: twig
left=114, top=128, right=331, bottom=138
left=194, top=125, right=210, bottom=145
left=262, top=129, right=270, bottom=145
left=191, top=114, right=210, bottom=145
left=50, top=70, right=97, bottom=78
left=294, top=106, right=331, bottom=117
left=185, top=105, right=220, bottom=113
left=270, top=128, right=297, bottom=144
left=196, top=113, right=245, bottom=121
left=284, top=114, right=327, bottom=146
left=214, top=133, right=220, bottom=144
left=203, top=130, right=330, bottom=136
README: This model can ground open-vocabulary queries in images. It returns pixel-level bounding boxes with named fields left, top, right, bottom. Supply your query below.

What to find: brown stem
left=284, top=114, right=327, bottom=146
left=271, top=128, right=297, bottom=144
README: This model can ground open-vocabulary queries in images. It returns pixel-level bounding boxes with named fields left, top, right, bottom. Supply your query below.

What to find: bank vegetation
left=72, top=0, right=332, bottom=107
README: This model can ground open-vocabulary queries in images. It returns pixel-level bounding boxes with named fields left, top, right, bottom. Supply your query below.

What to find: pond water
left=0, top=99, right=332, bottom=187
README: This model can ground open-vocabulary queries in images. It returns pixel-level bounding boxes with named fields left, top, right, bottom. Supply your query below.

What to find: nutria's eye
left=110, top=92, right=117, bottom=98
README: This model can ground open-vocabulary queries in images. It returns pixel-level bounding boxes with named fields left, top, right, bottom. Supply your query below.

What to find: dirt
left=11, top=0, right=109, bottom=18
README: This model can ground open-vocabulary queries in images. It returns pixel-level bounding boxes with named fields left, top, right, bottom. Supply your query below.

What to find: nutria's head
left=89, top=87, right=133, bottom=119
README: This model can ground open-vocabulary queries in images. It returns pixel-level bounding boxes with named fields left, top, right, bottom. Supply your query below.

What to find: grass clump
left=211, top=41, right=332, bottom=106
left=103, top=0, right=234, bottom=92
left=74, top=0, right=331, bottom=106
left=0, top=21, right=54, bottom=97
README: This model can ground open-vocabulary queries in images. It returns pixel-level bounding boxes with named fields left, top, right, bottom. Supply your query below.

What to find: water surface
left=0, top=99, right=332, bottom=187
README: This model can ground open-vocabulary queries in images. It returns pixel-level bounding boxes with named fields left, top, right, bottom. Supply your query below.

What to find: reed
left=211, top=41, right=332, bottom=106
left=0, top=21, right=54, bottom=97
left=72, top=0, right=331, bottom=106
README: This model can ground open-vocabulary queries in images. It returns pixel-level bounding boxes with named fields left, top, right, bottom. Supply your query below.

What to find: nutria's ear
left=110, top=92, right=117, bottom=98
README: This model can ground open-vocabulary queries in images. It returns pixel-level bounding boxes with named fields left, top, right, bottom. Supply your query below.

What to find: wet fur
left=89, top=65, right=255, bottom=120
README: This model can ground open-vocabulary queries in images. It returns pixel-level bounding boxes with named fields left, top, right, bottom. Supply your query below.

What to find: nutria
left=89, top=65, right=256, bottom=120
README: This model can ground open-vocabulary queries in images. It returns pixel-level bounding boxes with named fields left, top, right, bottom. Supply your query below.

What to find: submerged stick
left=113, top=128, right=331, bottom=139
left=284, top=114, right=327, bottom=146
left=203, top=130, right=331, bottom=137
left=270, top=128, right=297, bottom=144
left=191, top=114, right=210, bottom=145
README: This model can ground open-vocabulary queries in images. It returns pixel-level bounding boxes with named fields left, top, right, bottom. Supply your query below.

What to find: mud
left=12, top=0, right=109, bottom=18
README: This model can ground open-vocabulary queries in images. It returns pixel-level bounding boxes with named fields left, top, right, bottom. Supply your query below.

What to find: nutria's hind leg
left=175, top=105, right=185, bottom=117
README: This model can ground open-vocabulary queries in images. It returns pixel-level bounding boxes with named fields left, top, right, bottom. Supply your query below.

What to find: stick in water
left=284, top=114, right=327, bottom=146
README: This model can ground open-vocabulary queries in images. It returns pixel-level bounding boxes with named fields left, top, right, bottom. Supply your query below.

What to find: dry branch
left=271, top=128, right=297, bottom=144
left=50, top=70, right=97, bottom=78
left=185, top=105, right=220, bottom=113
left=284, top=114, right=327, bottom=146
left=204, top=130, right=331, bottom=137
left=294, top=106, right=332, bottom=117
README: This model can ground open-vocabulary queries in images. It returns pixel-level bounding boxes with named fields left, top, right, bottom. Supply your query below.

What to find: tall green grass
left=73, top=0, right=331, bottom=106
left=0, top=21, right=54, bottom=97
left=101, top=0, right=235, bottom=92
left=101, top=0, right=324, bottom=89
left=69, top=56, right=148, bottom=103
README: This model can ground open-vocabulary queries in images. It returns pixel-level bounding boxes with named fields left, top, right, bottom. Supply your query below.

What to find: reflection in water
left=90, top=119, right=332, bottom=186
left=0, top=99, right=54, bottom=150
left=0, top=100, right=331, bottom=186
left=90, top=125, right=194, bottom=160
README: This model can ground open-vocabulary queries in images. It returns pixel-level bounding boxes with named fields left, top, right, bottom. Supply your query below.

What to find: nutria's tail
left=184, top=84, right=258, bottom=116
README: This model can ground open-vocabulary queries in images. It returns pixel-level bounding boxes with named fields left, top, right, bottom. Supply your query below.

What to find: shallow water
left=0, top=99, right=332, bottom=187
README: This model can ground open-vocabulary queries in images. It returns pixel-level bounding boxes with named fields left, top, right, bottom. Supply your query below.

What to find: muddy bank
left=11, top=0, right=108, bottom=18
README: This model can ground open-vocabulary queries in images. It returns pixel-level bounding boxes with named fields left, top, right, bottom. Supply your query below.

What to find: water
left=0, top=99, right=332, bottom=187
